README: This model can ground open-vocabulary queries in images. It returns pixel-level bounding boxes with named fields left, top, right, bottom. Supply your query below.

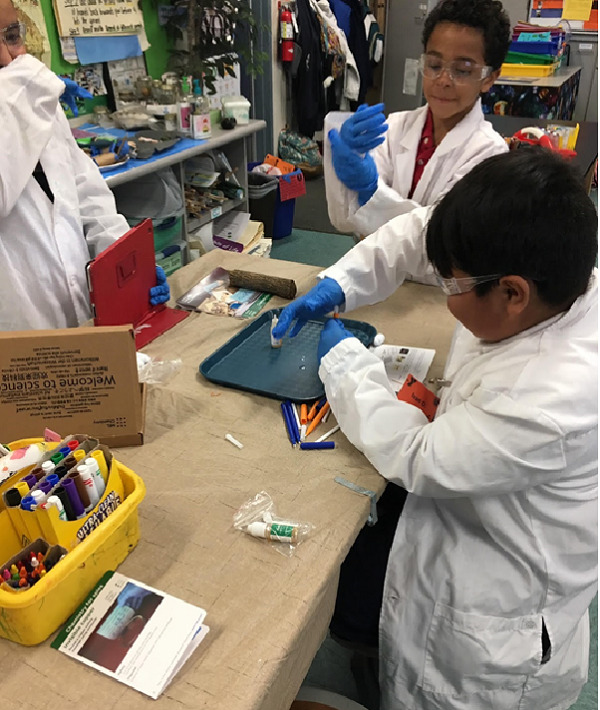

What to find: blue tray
left=199, top=308, right=376, bottom=402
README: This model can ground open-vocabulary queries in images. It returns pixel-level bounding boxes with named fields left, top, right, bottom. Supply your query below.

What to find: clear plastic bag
left=233, top=491, right=314, bottom=557
left=136, top=352, right=182, bottom=384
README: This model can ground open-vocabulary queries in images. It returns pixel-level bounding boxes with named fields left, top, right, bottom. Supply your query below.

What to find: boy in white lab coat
left=0, top=0, right=169, bottom=331
left=274, top=147, right=598, bottom=709
left=325, top=0, right=511, bottom=238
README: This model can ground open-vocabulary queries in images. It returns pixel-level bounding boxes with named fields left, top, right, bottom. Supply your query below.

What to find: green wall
left=38, top=0, right=172, bottom=113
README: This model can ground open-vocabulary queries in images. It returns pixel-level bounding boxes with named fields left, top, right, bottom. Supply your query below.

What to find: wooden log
left=228, top=270, right=297, bottom=299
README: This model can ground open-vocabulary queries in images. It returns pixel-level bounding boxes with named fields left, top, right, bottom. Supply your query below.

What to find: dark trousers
left=330, top=482, right=408, bottom=649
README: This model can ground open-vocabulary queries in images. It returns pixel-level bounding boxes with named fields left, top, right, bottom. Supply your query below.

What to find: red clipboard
left=87, top=219, right=189, bottom=349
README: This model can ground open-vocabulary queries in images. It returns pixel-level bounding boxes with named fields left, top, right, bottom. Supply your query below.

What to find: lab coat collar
left=432, top=98, right=486, bottom=157
left=397, top=98, right=485, bottom=156
left=479, top=270, right=598, bottom=351
left=398, top=105, right=429, bottom=153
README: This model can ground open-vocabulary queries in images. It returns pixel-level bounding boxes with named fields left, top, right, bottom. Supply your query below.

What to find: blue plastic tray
left=199, top=308, right=376, bottom=402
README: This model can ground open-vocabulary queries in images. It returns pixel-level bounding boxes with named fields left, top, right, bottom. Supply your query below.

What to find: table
left=482, top=66, right=582, bottom=120
left=0, top=251, right=456, bottom=710
left=485, top=114, right=598, bottom=190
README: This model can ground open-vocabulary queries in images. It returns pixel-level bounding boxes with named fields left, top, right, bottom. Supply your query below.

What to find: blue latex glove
left=340, top=103, right=388, bottom=153
left=60, top=76, right=93, bottom=117
left=318, top=318, right=355, bottom=363
left=329, top=129, right=378, bottom=206
left=272, top=277, right=345, bottom=339
left=116, top=584, right=152, bottom=611
left=149, top=266, right=170, bottom=306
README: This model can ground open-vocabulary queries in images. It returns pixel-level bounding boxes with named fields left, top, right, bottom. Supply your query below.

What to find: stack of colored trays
left=501, top=25, right=565, bottom=77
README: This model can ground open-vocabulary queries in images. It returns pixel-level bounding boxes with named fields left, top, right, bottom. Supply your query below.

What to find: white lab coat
left=319, top=210, right=598, bottom=710
left=0, top=54, right=129, bottom=331
left=324, top=99, right=508, bottom=237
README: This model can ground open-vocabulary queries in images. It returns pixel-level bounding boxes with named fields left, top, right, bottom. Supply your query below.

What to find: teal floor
left=273, top=226, right=599, bottom=709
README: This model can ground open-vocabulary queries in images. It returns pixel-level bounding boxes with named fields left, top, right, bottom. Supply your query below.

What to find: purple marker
left=39, top=480, right=53, bottom=495
left=20, top=474, right=38, bottom=490
left=62, top=477, right=85, bottom=519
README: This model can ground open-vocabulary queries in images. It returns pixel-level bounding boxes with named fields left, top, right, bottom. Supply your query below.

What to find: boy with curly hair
left=325, top=0, right=512, bottom=239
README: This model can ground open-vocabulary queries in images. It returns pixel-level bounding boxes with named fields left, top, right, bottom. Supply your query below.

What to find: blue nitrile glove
left=149, top=266, right=170, bottom=305
left=60, top=77, right=93, bottom=117
left=318, top=318, right=355, bottom=363
left=329, top=129, right=378, bottom=206
left=272, top=277, right=345, bottom=339
left=116, top=584, right=152, bottom=611
left=340, top=103, right=388, bottom=153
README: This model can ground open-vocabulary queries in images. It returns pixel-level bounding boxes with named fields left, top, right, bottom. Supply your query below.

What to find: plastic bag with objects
left=233, top=491, right=314, bottom=557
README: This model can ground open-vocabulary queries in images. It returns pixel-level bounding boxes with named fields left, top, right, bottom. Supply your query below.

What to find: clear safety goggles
left=419, top=54, right=493, bottom=85
left=434, top=272, right=502, bottom=296
left=0, top=21, right=26, bottom=47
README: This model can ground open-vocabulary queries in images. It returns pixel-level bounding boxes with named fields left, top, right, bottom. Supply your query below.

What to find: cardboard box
left=0, top=326, right=145, bottom=447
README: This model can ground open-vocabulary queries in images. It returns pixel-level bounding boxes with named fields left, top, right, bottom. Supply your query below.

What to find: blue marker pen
left=280, top=402, right=296, bottom=447
left=284, top=401, right=300, bottom=444
left=300, top=441, right=335, bottom=450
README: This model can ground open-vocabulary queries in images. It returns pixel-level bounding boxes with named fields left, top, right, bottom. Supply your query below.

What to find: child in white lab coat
left=300, top=147, right=596, bottom=710
left=325, top=0, right=511, bottom=238
left=0, top=0, right=169, bottom=330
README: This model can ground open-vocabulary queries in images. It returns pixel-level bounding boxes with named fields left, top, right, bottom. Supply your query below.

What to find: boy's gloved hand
left=60, top=76, right=93, bottom=117
left=318, top=318, right=355, bottom=363
left=340, top=103, right=388, bottom=153
left=272, top=277, right=345, bottom=339
left=329, top=129, right=378, bottom=206
left=149, top=266, right=170, bottom=306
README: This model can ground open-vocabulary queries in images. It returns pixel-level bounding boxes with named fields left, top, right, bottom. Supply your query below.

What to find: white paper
left=212, top=211, right=251, bottom=241
left=53, top=571, right=209, bottom=699
left=371, top=344, right=435, bottom=391
left=403, top=58, right=419, bottom=96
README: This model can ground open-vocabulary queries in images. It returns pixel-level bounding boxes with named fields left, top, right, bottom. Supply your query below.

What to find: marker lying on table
left=280, top=402, right=297, bottom=447
left=305, top=402, right=330, bottom=437
left=300, top=442, right=335, bottom=450
left=316, top=425, right=340, bottom=443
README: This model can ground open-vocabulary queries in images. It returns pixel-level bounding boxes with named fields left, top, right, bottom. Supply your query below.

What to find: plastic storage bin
left=500, top=61, right=559, bottom=77
left=248, top=162, right=301, bottom=239
left=0, top=437, right=145, bottom=645
left=156, top=240, right=186, bottom=276
left=127, top=214, right=183, bottom=252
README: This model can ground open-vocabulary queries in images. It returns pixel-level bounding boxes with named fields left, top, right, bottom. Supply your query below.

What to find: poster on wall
left=52, top=0, right=144, bottom=37
left=14, top=0, right=51, bottom=67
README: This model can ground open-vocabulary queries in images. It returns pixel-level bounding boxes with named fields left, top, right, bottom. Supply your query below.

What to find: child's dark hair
left=422, top=0, right=511, bottom=70
left=426, top=146, right=597, bottom=308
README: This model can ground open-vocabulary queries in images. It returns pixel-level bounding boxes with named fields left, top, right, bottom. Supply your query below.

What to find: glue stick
left=247, top=521, right=298, bottom=543
left=270, top=315, right=282, bottom=348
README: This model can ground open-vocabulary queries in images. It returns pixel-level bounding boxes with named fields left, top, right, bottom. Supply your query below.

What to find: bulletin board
left=528, top=0, right=598, bottom=31
left=30, top=0, right=172, bottom=78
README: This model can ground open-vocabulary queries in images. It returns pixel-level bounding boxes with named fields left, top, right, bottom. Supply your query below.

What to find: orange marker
left=300, top=404, right=308, bottom=425
left=307, top=401, right=319, bottom=421
left=305, top=402, right=330, bottom=438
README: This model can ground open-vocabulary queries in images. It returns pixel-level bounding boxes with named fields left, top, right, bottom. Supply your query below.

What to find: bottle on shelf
left=177, top=76, right=193, bottom=136
left=191, top=79, right=212, bottom=140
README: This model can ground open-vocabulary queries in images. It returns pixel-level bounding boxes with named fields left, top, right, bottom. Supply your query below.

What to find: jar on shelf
left=135, top=76, right=153, bottom=102
left=93, top=104, right=112, bottom=128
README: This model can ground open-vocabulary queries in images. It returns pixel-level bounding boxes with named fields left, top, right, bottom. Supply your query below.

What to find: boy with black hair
left=277, top=147, right=598, bottom=709
left=325, top=0, right=511, bottom=239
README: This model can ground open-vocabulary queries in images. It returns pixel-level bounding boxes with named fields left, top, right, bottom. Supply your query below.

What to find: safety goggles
left=1, top=21, right=26, bottom=47
left=434, top=272, right=502, bottom=296
left=419, top=54, right=492, bottom=85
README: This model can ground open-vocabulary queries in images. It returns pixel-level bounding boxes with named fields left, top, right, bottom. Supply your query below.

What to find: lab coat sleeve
left=319, top=339, right=568, bottom=498
left=324, top=111, right=420, bottom=235
left=62, top=112, right=129, bottom=257
left=0, top=54, right=64, bottom=218
left=320, top=205, right=433, bottom=312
